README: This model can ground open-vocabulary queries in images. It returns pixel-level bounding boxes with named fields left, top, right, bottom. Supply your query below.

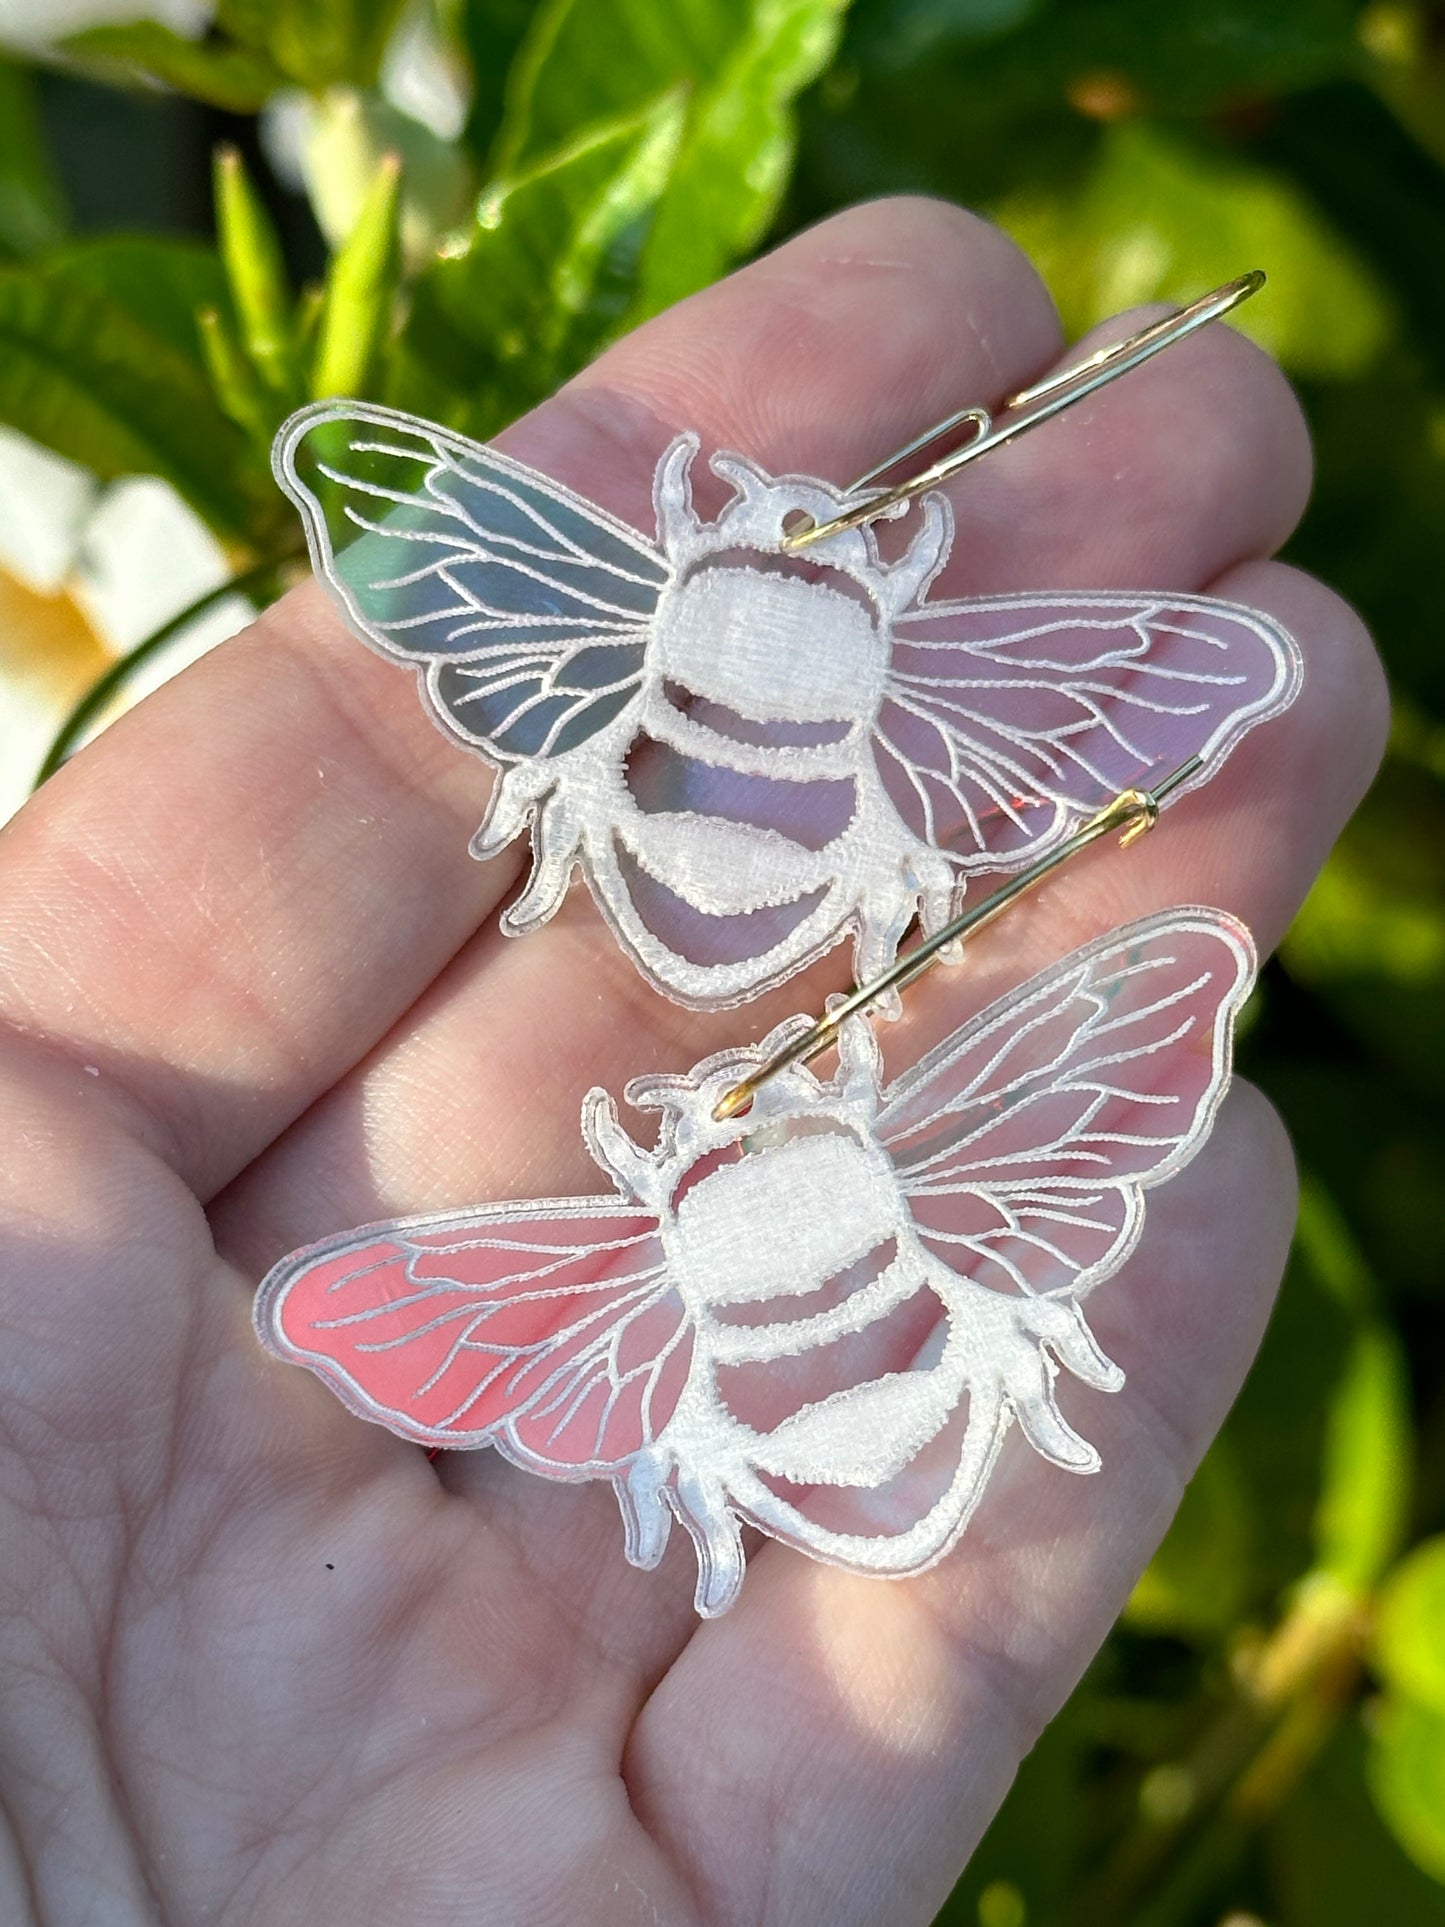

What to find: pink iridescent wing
left=877, top=592, right=1300, bottom=874
left=255, top=1200, right=691, bottom=1476
left=876, top=908, right=1257, bottom=1300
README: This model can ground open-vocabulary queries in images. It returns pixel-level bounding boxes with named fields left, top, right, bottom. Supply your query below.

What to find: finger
left=0, top=199, right=1062, bottom=1202
left=623, top=1082, right=1296, bottom=1927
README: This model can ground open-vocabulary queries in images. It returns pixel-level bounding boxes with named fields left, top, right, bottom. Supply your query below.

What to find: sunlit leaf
left=392, top=93, right=684, bottom=433
left=1210, top=1209, right=1356, bottom=1604
left=301, top=86, right=474, bottom=272
left=1291, top=1182, right=1411, bottom=1594
left=494, top=0, right=846, bottom=321
left=447, top=0, right=540, bottom=157
left=0, top=56, right=67, bottom=260
left=632, top=0, right=849, bottom=315
left=1256, top=83, right=1445, bottom=385
left=312, top=151, right=403, bottom=397
left=1283, top=764, right=1445, bottom=1101
left=1285, top=790, right=1445, bottom=989
left=994, top=119, right=1394, bottom=379
left=215, top=145, right=301, bottom=405
left=199, top=305, right=276, bottom=441
left=0, top=267, right=265, bottom=540
left=1313, top=1323, right=1413, bottom=1596
left=1374, top=1538, right=1445, bottom=1719
left=59, top=21, right=285, bottom=111
left=1367, top=1696, right=1445, bottom=1885
left=1124, top=1439, right=1252, bottom=1638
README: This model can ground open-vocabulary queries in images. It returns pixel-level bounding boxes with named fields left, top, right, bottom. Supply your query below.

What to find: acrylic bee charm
left=274, top=402, right=1300, bottom=1009
left=256, top=907, right=1254, bottom=1617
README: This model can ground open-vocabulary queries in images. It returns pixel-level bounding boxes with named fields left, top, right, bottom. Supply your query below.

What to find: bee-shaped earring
left=257, top=767, right=1261, bottom=1618
left=274, top=272, right=1300, bottom=1009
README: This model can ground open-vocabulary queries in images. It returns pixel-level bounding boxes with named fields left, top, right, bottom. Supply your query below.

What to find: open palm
left=0, top=200, right=1386, bottom=1926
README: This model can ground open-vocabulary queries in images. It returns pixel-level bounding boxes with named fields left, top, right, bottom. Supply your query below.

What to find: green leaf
left=447, top=0, right=540, bottom=157
left=1374, top=1539, right=1445, bottom=1719
left=0, top=266, right=265, bottom=541
left=494, top=0, right=846, bottom=320
left=1367, top=1696, right=1445, bottom=1886
left=199, top=305, right=276, bottom=441
left=215, top=146, right=300, bottom=404
left=1124, top=1438, right=1252, bottom=1638
left=216, top=0, right=412, bottom=89
left=59, top=22, right=285, bottom=112
left=0, top=56, right=68, bottom=261
left=1268, top=1720, right=1445, bottom=1925
left=994, top=119, right=1394, bottom=380
left=1313, top=1321, right=1413, bottom=1596
left=40, top=237, right=227, bottom=366
left=1255, top=84, right=1445, bottom=386
left=393, top=95, right=684, bottom=433
left=1293, top=1183, right=1412, bottom=1595
left=312, top=153, right=404, bottom=398
left=633, top=0, right=850, bottom=315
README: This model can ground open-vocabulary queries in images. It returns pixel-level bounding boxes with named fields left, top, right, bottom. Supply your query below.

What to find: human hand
left=0, top=200, right=1387, bottom=1925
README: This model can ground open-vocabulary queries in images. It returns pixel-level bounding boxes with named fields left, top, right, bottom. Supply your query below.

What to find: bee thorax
left=654, top=567, right=886, bottom=725
left=669, top=1130, right=899, bottom=1309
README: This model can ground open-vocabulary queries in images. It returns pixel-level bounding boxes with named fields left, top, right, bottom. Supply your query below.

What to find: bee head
left=624, top=1012, right=884, bottom=1176
left=652, top=433, right=951, bottom=622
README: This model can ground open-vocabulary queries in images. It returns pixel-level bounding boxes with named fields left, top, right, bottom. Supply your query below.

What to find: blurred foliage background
left=0, top=1, right=1442, bottom=1921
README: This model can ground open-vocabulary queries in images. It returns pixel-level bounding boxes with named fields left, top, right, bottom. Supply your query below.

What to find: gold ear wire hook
left=711, top=753, right=1204, bottom=1122
left=781, top=271, right=1265, bottom=552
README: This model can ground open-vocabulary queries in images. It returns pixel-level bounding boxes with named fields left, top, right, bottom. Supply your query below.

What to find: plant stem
left=1075, top=1575, right=1366, bottom=1923
left=32, top=551, right=302, bottom=788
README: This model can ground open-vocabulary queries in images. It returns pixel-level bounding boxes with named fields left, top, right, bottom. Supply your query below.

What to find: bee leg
left=673, top=1466, right=746, bottom=1617
left=469, top=765, right=545, bottom=862
left=1022, top=1295, right=1125, bottom=1395
left=497, top=791, right=582, bottom=935
left=615, top=1447, right=674, bottom=1570
left=992, top=1296, right=1124, bottom=1474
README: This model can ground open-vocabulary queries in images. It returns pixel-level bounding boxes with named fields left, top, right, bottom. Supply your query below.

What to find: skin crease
left=0, top=198, right=1389, bottom=1926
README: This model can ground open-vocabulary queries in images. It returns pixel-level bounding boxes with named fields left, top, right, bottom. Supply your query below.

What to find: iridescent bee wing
left=254, top=1200, right=692, bottom=1483
left=877, top=591, right=1301, bottom=877
left=874, top=907, right=1254, bottom=1480
left=274, top=401, right=669, bottom=762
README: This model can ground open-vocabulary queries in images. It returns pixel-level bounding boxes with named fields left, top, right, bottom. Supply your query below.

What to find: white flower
left=0, top=427, right=252, bottom=823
